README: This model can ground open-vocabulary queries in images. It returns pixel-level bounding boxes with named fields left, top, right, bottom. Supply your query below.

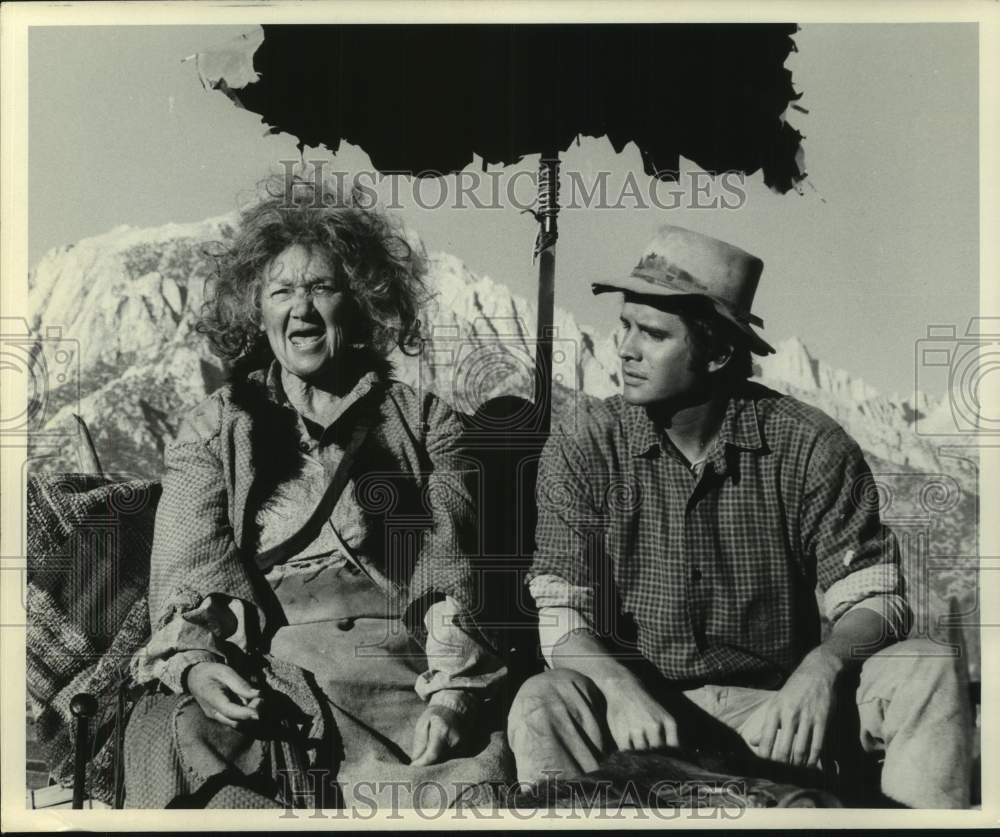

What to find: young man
left=507, top=226, right=972, bottom=808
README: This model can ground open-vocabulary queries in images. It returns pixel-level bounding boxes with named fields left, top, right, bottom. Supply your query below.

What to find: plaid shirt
left=529, top=381, right=908, bottom=687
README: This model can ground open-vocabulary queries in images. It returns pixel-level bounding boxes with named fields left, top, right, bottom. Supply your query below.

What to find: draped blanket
left=26, top=473, right=160, bottom=804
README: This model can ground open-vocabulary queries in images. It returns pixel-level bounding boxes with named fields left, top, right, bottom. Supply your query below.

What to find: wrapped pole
left=70, top=693, right=98, bottom=809
left=532, top=153, right=560, bottom=436
left=113, top=680, right=127, bottom=809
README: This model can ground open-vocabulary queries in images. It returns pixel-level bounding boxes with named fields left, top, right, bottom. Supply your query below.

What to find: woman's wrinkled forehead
left=260, top=243, right=338, bottom=288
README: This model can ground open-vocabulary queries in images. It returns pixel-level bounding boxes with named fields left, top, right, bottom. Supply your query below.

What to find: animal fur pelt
left=513, top=746, right=842, bottom=810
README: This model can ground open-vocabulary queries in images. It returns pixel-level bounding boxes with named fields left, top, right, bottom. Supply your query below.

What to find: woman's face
left=259, top=244, right=355, bottom=383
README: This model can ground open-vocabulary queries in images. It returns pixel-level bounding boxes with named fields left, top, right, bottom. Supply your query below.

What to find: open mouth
left=288, top=329, right=325, bottom=349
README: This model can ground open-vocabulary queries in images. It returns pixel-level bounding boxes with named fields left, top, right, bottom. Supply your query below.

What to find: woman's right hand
left=186, top=662, right=262, bottom=728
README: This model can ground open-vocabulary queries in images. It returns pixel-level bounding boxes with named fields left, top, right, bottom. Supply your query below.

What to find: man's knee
left=860, top=637, right=968, bottom=707
left=507, top=669, right=599, bottom=732
left=865, top=638, right=963, bottom=679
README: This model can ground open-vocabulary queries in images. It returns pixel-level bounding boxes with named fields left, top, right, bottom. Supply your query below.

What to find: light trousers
left=507, top=638, right=973, bottom=808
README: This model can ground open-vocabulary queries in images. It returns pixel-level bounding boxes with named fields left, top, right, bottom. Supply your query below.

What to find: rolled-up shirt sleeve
left=132, top=593, right=251, bottom=693
left=415, top=596, right=507, bottom=716
left=801, top=426, right=912, bottom=638
left=528, top=574, right=597, bottom=668
left=842, top=593, right=913, bottom=637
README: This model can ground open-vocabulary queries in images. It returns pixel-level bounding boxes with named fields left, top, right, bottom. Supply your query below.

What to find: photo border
left=2, top=0, right=998, bottom=830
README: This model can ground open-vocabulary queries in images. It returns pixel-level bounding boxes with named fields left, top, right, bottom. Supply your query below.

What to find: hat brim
left=592, top=278, right=776, bottom=356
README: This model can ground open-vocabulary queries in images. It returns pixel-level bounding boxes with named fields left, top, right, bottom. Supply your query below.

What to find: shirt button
left=336, top=618, right=355, bottom=631
left=692, top=568, right=703, bottom=582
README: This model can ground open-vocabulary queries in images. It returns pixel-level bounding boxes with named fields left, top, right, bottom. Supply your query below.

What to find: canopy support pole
left=533, top=153, right=560, bottom=437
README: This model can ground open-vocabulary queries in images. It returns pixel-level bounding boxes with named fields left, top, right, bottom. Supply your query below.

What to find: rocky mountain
left=26, top=215, right=980, bottom=675
left=756, top=337, right=975, bottom=484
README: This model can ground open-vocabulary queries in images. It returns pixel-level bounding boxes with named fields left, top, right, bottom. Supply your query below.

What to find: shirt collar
left=625, top=403, right=663, bottom=458
left=263, top=359, right=381, bottom=432
left=626, top=389, right=765, bottom=469
left=706, top=393, right=764, bottom=474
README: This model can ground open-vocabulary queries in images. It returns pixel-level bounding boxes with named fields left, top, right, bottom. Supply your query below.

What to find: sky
left=28, top=23, right=979, bottom=399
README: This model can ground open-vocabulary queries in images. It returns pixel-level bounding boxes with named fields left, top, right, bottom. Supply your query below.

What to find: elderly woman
left=124, top=178, right=509, bottom=809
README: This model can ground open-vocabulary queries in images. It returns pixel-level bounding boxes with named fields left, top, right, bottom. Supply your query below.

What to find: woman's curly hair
left=198, top=175, right=427, bottom=372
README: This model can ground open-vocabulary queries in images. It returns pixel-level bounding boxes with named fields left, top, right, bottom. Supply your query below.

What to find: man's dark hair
left=678, top=297, right=754, bottom=382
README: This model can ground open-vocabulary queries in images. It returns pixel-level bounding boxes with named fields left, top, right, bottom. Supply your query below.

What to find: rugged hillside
left=26, top=216, right=980, bottom=675
left=756, top=336, right=975, bottom=487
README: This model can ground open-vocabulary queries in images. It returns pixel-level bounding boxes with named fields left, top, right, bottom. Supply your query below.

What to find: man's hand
left=547, top=623, right=678, bottom=753
left=410, top=705, right=469, bottom=766
left=186, top=661, right=261, bottom=729
left=601, top=675, right=680, bottom=752
left=742, top=646, right=843, bottom=768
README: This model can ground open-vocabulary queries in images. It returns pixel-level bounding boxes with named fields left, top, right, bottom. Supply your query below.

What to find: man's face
left=616, top=299, right=707, bottom=407
left=259, top=244, right=354, bottom=383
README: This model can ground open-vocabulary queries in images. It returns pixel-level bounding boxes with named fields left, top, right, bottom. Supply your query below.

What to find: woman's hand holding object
left=187, top=661, right=262, bottom=728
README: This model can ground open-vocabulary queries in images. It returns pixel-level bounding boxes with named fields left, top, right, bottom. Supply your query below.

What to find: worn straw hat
left=592, top=225, right=775, bottom=355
